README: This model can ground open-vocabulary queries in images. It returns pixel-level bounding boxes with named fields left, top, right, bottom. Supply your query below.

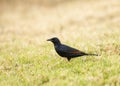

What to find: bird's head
left=47, top=37, right=61, bottom=45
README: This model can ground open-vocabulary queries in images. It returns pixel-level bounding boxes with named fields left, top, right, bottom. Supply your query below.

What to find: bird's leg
left=67, top=57, right=71, bottom=61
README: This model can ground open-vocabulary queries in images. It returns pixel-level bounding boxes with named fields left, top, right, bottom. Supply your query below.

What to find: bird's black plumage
left=47, top=37, right=98, bottom=61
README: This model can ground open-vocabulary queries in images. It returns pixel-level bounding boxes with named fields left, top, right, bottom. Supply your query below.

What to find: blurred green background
left=0, top=0, right=120, bottom=86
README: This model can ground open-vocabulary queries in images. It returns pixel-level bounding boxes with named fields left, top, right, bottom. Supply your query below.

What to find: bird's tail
left=85, top=53, right=99, bottom=56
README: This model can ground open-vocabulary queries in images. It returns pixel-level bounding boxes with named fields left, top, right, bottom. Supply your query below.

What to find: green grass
left=0, top=0, right=120, bottom=86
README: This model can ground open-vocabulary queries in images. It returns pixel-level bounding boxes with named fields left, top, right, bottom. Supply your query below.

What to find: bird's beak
left=47, top=39, right=51, bottom=41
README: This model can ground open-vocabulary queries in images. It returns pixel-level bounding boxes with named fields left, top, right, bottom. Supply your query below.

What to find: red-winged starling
left=47, top=37, right=98, bottom=61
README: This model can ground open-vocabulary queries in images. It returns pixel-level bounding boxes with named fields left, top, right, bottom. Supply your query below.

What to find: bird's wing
left=60, top=44, right=86, bottom=55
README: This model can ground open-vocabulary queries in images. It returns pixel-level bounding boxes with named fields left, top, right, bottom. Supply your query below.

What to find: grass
left=0, top=0, right=120, bottom=86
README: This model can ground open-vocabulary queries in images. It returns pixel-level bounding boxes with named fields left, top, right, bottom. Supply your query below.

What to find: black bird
left=47, top=37, right=98, bottom=61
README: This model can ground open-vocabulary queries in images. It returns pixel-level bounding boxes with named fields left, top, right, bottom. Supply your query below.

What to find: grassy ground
left=0, top=0, right=120, bottom=86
